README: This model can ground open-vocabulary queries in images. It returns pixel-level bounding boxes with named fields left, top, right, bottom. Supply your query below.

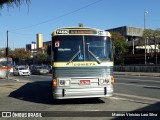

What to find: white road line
left=115, top=82, right=160, bottom=89
left=113, top=93, right=160, bottom=102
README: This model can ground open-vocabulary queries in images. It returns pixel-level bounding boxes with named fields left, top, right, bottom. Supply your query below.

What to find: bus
left=51, top=26, right=115, bottom=100
left=0, top=57, right=13, bottom=78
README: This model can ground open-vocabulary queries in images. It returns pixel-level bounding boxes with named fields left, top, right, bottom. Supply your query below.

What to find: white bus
left=51, top=26, right=115, bottom=100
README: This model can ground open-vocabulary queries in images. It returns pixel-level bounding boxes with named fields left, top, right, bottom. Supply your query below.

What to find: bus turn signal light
left=111, top=77, right=115, bottom=85
left=53, top=79, right=57, bottom=87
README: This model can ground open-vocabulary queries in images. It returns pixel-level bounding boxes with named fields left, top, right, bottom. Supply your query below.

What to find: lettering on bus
left=73, top=62, right=96, bottom=66
left=69, top=30, right=97, bottom=34
left=56, top=30, right=68, bottom=34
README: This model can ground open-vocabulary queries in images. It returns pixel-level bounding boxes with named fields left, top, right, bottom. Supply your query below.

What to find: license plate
left=80, top=80, right=90, bottom=85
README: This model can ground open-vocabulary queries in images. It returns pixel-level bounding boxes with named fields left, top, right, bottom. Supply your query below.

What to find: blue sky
left=0, top=0, right=160, bottom=49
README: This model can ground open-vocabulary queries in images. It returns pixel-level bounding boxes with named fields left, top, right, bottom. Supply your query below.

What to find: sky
left=0, top=0, right=160, bottom=49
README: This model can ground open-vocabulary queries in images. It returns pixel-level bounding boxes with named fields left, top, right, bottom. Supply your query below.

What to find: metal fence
left=114, top=65, right=160, bottom=72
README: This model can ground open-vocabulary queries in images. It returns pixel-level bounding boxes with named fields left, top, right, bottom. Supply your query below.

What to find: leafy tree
left=0, top=0, right=30, bottom=10
left=9, top=48, right=31, bottom=64
left=0, top=47, right=12, bottom=57
left=110, top=32, right=129, bottom=65
left=142, top=29, right=160, bottom=42
left=0, top=48, right=6, bottom=57
left=32, top=50, right=51, bottom=64
left=142, top=29, right=160, bottom=64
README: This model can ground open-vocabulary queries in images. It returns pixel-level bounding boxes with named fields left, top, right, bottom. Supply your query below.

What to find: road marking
left=115, top=82, right=160, bottom=89
left=113, top=93, right=160, bottom=102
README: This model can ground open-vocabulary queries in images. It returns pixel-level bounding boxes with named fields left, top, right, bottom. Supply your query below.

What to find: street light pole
left=132, top=28, right=134, bottom=54
left=144, top=11, right=148, bottom=64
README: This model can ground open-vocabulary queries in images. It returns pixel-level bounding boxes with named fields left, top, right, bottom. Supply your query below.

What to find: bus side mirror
left=47, top=44, right=51, bottom=55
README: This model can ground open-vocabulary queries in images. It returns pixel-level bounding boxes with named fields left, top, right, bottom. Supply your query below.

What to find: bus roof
left=52, top=26, right=111, bottom=37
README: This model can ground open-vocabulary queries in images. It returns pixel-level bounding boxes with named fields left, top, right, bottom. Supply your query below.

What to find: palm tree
left=0, top=0, right=30, bottom=9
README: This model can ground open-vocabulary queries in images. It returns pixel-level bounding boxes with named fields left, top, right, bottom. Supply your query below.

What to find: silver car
left=31, top=66, right=49, bottom=75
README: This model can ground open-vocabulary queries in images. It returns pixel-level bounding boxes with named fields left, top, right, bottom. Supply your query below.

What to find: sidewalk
left=114, top=72, right=160, bottom=77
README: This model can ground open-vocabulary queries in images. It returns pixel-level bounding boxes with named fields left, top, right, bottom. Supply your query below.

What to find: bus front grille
left=53, top=67, right=113, bottom=78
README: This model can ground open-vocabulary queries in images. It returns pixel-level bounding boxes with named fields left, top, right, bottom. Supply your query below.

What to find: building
left=107, top=26, right=143, bottom=42
left=37, top=33, right=43, bottom=49
left=107, top=26, right=160, bottom=64
left=26, top=33, right=51, bottom=56
left=26, top=33, right=51, bottom=57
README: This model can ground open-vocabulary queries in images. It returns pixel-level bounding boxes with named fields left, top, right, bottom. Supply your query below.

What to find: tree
left=142, top=29, right=160, bottom=64
left=142, top=29, right=160, bottom=42
left=0, top=0, right=30, bottom=10
left=9, top=48, right=31, bottom=64
left=110, top=32, right=129, bottom=65
left=32, top=50, right=51, bottom=64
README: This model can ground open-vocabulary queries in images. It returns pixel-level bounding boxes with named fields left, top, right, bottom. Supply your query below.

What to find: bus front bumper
left=52, top=87, right=113, bottom=99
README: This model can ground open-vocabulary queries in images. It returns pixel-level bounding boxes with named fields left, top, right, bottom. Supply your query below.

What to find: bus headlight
left=104, top=78, right=110, bottom=84
left=59, top=80, right=65, bottom=86
left=99, top=78, right=104, bottom=85
left=99, top=78, right=109, bottom=85
left=59, top=79, right=70, bottom=86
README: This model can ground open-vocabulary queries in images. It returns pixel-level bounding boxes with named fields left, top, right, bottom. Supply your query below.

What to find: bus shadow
left=9, top=81, right=104, bottom=105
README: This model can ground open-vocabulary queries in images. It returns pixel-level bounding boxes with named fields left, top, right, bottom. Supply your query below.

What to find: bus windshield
left=52, top=36, right=112, bottom=62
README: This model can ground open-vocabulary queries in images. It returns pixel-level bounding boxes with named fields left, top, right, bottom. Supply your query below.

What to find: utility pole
left=6, top=30, right=9, bottom=79
left=6, top=31, right=9, bottom=57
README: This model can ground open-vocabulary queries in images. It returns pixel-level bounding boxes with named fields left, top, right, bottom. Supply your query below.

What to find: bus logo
left=56, top=30, right=68, bottom=34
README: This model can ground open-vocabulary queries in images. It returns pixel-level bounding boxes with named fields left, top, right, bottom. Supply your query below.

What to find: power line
left=9, top=31, right=35, bottom=36
left=11, top=0, right=103, bottom=31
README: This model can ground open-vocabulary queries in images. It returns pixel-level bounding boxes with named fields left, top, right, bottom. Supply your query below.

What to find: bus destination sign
left=69, top=30, right=97, bottom=34
left=55, top=29, right=98, bottom=35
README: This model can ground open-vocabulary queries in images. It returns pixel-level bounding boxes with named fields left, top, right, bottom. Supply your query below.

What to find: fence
left=114, top=65, right=160, bottom=72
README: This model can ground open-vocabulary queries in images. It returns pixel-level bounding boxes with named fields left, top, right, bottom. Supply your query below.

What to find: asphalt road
left=0, top=74, right=160, bottom=120
left=114, top=75, right=160, bottom=102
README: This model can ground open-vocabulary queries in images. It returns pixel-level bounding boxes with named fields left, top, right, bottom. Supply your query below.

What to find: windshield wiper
left=87, top=43, right=101, bottom=64
left=88, top=50, right=101, bottom=64
left=66, top=50, right=81, bottom=65
left=67, top=45, right=82, bottom=65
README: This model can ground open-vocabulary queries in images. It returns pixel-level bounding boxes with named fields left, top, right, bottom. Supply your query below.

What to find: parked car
left=30, top=65, right=49, bottom=75
left=42, top=64, right=52, bottom=74
left=13, top=65, right=31, bottom=76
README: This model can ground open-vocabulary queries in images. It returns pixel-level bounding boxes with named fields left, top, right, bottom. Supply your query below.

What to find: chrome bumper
left=53, top=87, right=113, bottom=99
